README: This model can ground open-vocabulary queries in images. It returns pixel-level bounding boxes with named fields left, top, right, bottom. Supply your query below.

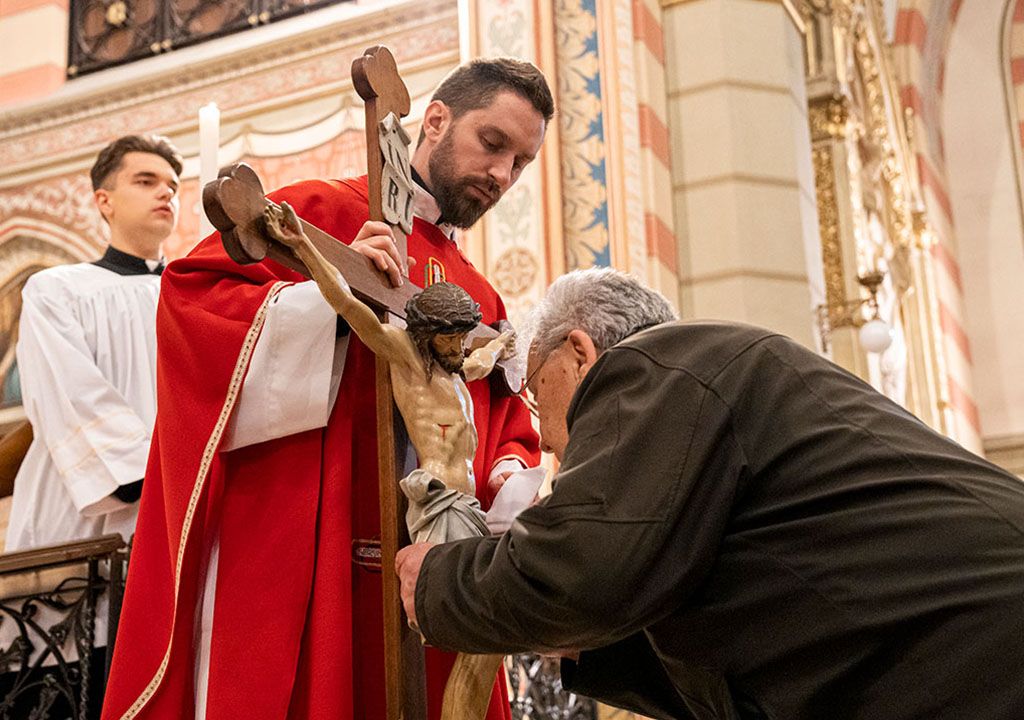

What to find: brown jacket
left=417, top=321, right=1024, bottom=719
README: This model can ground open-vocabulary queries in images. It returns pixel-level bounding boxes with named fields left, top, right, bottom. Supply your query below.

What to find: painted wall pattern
left=555, top=0, right=611, bottom=270
left=607, top=0, right=648, bottom=279
left=625, top=0, right=680, bottom=307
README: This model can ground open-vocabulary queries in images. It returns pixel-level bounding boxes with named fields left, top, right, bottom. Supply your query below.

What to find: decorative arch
left=1001, top=0, right=1024, bottom=234
left=891, top=0, right=981, bottom=446
left=0, top=234, right=85, bottom=409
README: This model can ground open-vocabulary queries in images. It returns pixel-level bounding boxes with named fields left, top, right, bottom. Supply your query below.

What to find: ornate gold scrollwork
left=809, top=94, right=851, bottom=142
left=849, top=8, right=914, bottom=250
left=812, top=144, right=849, bottom=324
left=105, top=0, right=128, bottom=28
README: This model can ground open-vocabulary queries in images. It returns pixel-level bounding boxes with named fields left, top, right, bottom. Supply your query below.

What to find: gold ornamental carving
left=850, top=8, right=913, bottom=250
left=106, top=1, right=128, bottom=28
left=797, top=0, right=855, bottom=27
left=812, top=145, right=848, bottom=323
left=806, top=0, right=917, bottom=303
left=808, top=94, right=851, bottom=142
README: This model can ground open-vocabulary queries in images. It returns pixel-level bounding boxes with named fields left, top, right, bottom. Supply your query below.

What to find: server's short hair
left=90, top=134, right=183, bottom=190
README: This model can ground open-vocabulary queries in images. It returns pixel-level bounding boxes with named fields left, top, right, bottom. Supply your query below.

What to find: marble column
left=662, top=0, right=822, bottom=347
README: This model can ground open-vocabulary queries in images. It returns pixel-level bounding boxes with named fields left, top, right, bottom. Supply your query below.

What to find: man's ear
left=420, top=100, right=451, bottom=144
left=94, top=188, right=113, bottom=223
left=565, top=329, right=599, bottom=377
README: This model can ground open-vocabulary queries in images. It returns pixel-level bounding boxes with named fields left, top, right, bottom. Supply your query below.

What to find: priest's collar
left=410, top=168, right=456, bottom=241
left=93, top=245, right=165, bottom=276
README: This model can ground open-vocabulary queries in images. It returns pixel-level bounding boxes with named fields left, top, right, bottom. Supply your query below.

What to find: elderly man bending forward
left=397, top=267, right=1024, bottom=720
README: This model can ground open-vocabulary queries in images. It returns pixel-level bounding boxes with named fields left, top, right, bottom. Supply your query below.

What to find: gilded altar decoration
left=801, top=0, right=950, bottom=427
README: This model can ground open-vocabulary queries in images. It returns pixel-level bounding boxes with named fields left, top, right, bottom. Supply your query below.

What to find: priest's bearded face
left=428, top=91, right=546, bottom=229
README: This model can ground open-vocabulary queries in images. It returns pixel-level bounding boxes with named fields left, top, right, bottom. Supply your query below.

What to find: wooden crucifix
left=353, top=45, right=426, bottom=720
left=203, top=46, right=521, bottom=720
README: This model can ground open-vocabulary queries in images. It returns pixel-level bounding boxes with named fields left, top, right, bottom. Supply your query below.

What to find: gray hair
left=526, top=268, right=677, bottom=359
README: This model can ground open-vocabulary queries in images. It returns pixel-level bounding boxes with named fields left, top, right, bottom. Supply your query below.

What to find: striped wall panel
left=631, top=0, right=680, bottom=306
left=892, top=0, right=981, bottom=449
left=0, top=1, right=68, bottom=106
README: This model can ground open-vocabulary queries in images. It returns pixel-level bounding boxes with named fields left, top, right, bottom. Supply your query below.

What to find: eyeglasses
left=519, top=392, right=539, bottom=419
left=518, top=342, right=561, bottom=419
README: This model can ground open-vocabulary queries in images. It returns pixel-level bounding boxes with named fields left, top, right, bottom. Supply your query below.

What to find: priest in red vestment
left=102, top=58, right=554, bottom=720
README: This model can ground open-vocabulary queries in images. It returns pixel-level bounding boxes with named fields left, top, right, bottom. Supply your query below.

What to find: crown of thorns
left=405, top=281, right=482, bottom=333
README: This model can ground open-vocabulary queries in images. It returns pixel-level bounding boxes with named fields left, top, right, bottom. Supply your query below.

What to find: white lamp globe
left=859, top=318, right=894, bottom=353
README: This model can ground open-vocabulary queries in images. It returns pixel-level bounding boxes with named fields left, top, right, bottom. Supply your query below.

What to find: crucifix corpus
left=202, top=46, right=520, bottom=720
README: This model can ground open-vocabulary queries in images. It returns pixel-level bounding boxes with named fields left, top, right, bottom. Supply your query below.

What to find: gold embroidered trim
left=119, top=281, right=289, bottom=720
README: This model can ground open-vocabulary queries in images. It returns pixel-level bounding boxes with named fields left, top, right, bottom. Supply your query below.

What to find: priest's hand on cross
left=350, top=220, right=411, bottom=289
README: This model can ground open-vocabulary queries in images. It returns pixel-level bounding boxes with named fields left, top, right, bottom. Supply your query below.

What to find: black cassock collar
left=93, top=245, right=165, bottom=276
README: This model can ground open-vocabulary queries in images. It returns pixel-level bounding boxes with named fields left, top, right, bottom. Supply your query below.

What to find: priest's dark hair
left=417, top=58, right=554, bottom=145
left=90, top=134, right=184, bottom=190
left=526, top=268, right=678, bottom=360
left=405, top=281, right=482, bottom=379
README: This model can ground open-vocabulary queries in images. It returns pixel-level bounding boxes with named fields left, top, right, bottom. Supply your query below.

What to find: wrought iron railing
left=507, top=654, right=598, bottom=720
left=67, top=0, right=355, bottom=78
left=0, top=534, right=595, bottom=719
left=0, top=535, right=127, bottom=720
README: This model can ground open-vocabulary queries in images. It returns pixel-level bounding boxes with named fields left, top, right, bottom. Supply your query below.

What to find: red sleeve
left=483, top=293, right=540, bottom=502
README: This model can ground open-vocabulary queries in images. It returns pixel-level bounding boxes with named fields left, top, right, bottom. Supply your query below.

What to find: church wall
left=0, top=0, right=462, bottom=261
left=541, top=0, right=681, bottom=299
left=943, top=0, right=1024, bottom=475
left=632, top=0, right=682, bottom=308
left=892, top=0, right=982, bottom=451
left=0, top=0, right=68, bottom=105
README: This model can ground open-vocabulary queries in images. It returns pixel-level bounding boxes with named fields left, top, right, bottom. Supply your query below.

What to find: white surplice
left=5, top=262, right=160, bottom=551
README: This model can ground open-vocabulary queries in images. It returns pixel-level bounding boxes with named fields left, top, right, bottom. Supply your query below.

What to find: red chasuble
left=101, top=176, right=539, bottom=720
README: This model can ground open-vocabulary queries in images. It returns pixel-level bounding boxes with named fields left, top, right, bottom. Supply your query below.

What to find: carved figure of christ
left=264, top=202, right=512, bottom=496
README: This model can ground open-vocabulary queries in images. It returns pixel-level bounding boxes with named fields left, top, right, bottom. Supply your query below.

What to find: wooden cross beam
left=201, top=165, right=520, bottom=392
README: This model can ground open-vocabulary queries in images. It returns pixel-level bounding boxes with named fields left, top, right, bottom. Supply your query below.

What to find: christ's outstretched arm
left=265, top=201, right=408, bottom=364
left=462, top=331, right=514, bottom=382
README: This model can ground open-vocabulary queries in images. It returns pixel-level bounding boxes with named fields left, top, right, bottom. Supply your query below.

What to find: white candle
left=198, top=102, right=220, bottom=239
